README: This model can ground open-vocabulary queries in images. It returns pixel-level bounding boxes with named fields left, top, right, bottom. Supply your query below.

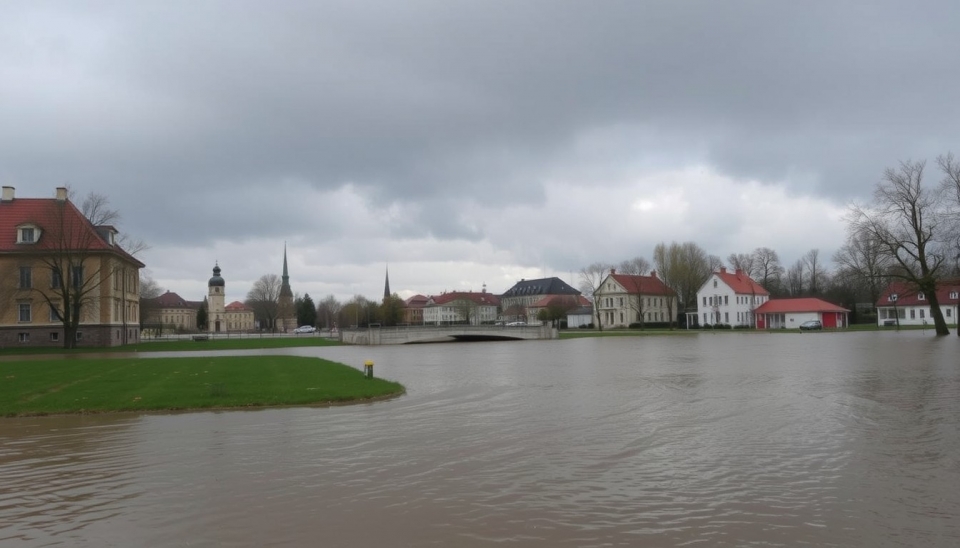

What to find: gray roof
left=501, top=277, right=580, bottom=298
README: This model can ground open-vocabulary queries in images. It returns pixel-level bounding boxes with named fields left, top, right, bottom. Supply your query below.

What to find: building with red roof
left=753, top=298, right=850, bottom=329
left=423, top=289, right=500, bottom=325
left=875, top=280, right=960, bottom=327
left=0, top=186, right=145, bottom=347
left=693, top=267, right=770, bottom=328
left=402, top=294, right=429, bottom=325
left=594, top=269, right=677, bottom=328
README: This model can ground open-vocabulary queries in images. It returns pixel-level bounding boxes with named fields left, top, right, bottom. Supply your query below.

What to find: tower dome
left=208, top=264, right=225, bottom=287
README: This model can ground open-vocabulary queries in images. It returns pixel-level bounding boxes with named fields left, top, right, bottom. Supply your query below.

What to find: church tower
left=277, top=244, right=297, bottom=331
left=383, top=265, right=391, bottom=303
left=208, top=263, right=226, bottom=333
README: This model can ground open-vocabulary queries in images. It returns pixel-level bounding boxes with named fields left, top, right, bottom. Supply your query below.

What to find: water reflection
left=1, top=332, right=959, bottom=546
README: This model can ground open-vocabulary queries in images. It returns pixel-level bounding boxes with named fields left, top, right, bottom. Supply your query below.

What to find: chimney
left=55, top=187, right=68, bottom=201
left=650, top=270, right=657, bottom=278
left=1, top=186, right=13, bottom=202
left=610, top=268, right=616, bottom=275
left=735, top=268, right=743, bottom=278
left=720, top=266, right=727, bottom=274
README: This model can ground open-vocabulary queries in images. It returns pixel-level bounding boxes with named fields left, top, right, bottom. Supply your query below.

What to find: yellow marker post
left=364, top=360, right=374, bottom=379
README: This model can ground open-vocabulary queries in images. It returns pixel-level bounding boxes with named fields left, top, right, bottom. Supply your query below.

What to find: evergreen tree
left=197, top=297, right=208, bottom=331
left=296, top=293, right=317, bottom=327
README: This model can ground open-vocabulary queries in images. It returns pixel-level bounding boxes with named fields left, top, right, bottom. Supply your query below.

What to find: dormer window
left=918, top=292, right=925, bottom=301
left=17, top=225, right=40, bottom=244
left=889, top=294, right=898, bottom=302
left=951, top=291, right=959, bottom=300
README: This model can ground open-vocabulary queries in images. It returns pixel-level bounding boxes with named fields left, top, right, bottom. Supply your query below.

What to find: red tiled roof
left=0, top=196, right=144, bottom=267
left=146, top=290, right=200, bottom=309
left=427, top=292, right=501, bottom=306
left=754, top=298, right=849, bottom=314
left=404, top=294, right=429, bottom=308
left=609, top=273, right=676, bottom=297
left=876, top=280, right=960, bottom=307
left=715, top=268, right=769, bottom=296
left=226, top=301, right=250, bottom=311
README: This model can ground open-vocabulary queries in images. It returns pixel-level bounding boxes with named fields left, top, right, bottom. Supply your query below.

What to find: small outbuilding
left=753, top=298, right=850, bottom=329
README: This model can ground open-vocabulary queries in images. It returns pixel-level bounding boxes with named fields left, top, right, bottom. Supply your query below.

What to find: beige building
left=0, top=186, right=144, bottom=347
left=594, top=269, right=677, bottom=328
left=141, top=290, right=199, bottom=335
left=225, top=300, right=255, bottom=331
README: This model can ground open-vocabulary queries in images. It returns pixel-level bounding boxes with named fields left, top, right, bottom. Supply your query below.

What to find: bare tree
left=849, top=159, right=951, bottom=335
left=246, top=274, right=282, bottom=331
left=752, top=247, right=784, bottom=293
left=138, top=273, right=164, bottom=335
left=802, top=249, right=830, bottom=296
left=73, top=188, right=149, bottom=256
left=617, top=256, right=651, bottom=276
left=833, top=229, right=893, bottom=306
left=579, top=262, right=612, bottom=330
left=786, top=259, right=804, bottom=296
left=727, top=253, right=757, bottom=278
left=316, top=295, right=342, bottom=329
left=654, top=241, right=714, bottom=322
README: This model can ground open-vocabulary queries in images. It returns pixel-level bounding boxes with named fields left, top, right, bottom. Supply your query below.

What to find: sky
left=3, top=1, right=959, bottom=304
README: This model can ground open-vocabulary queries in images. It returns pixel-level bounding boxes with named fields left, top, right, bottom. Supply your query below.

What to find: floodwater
left=2, top=331, right=959, bottom=547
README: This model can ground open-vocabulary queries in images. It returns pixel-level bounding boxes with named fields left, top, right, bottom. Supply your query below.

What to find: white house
left=594, top=269, right=677, bottom=328
left=692, top=267, right=769, bottom=328
left=876, top=281, right=960, bottom=327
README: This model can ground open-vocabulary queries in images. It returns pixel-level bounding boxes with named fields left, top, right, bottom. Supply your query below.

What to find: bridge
left=339, top=325, right=559, bottom=345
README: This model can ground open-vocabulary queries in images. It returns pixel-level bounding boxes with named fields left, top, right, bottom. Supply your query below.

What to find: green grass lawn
left=0, top=336, right=343, bottom=356
left=0, top=355, right=404, bottom=417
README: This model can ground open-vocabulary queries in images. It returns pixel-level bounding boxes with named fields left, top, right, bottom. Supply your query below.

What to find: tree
left=196, top=298, right=208, bottom=331
left=833, top=229, right=893, bottom=307
left=786, top=259, right=804, bottom=296
left=752, top=247, right=785, bottom=294
left=617, top=256, right=651, bottom=276
left=727, top=253, right=757, bottom=279
left=848, top=158, right=951, bottom=335
left=802, top=249, right=830, bottom=296
left=653, top=241, right=714, bottom=318
left=296, top=293, right=317, bottom=327
left=246, top=274, right=282, bottom=331
left=139, top=273, right=164, bottom=335
left=452, top=298, right=478, bottom=325
left=380, top=294, right=405, bottom=326
left=316, top=295, right=342, bottom=329
left=579, top=262, right=612, bottom=330
left=340, top=295, right=374, bottom=327
left=75, top=189, right=149, bottom=256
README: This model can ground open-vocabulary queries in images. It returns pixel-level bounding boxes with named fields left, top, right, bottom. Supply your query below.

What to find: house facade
left=403, top=294, right=428, bottom=325
left=876, top=281, right=960, bottom=327
left=225, top=301, right=255, bottom=332
left=0, top=186, right=144, bottom=347
left=692, top=267, right=769, bottom=328
left=753, top=298, right=850, bottom=329
left=594, top=270, right=676, bottom=328
left=142, top=290, right=200, bottom=334
left=422, top=291, right=500, bottom=325
left=500, top=277, right=581, bottom=324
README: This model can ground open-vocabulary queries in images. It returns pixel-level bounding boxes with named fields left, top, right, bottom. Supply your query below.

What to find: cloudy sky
left=3, top=1, right=959, bottom=303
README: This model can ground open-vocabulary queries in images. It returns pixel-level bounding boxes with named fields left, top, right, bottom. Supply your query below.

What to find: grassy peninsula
left=1, top=355, right=403, bottom=417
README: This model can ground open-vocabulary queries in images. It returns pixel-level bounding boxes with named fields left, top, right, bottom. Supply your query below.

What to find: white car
left=293, top=325, right=317, bottom=334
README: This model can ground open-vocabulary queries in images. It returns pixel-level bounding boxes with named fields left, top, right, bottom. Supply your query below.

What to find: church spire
left=383, top=265, right=391, bottom=300
left=279, top=243, right=293, bottom=298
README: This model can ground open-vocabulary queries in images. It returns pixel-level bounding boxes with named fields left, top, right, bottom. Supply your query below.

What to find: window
left=19, top=266, right=31, bottom=289
left=724, top=296, right=728, bottom=305
left=19, top=332, right=29, bottom=343
left=49, top=332, right=59, bottom=342
left=725, top=312, right=729, bottom=323
left=72, top=266, right=84, bottom=289
left=49, top=304, right=60, bottom=322
left=18, top=303, right=31, bottom=322
left=918, top=292, right=925, bottom=301
left=889, top=294, right=898, bottom=302
left=76, top=332, right=83, bottom=341
left=703, top=297, right=707, bottom=306
left=51, top=267, right=61, bottom=289
left=713, top=280, right=717, bottom=288
left=947, top=308, right=953, bottom=318
left=919, top=309, right=925, bottom=319
left=910, top=309, right=915, bottom=319
left=17, top=227, right=37, bottom=243
left=950, top=291, right=958, bottom=300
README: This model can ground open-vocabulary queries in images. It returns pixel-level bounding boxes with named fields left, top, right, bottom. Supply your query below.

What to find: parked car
left=799, top=320, right=822, bottom=331
left=506, top=321, right=527, bottom=327
left=294, top=325, right=317, bottom=334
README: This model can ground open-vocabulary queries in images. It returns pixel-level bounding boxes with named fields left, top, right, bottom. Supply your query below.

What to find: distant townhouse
left=692, top=267, right=769, bottom=328
left=423, top=290, right=500, bottom=325
left=594, top=269, right=676, bottom=328
left=528, top=294, right=592, bottom=325
left=876, top=280, right=960, bottom=327
left=403, top=294, right=429, bottom=325
left=0, top=186, right=144, bottom=347
left=225, top=301, right=255, bottom=332
left=500, top=277, right=581, bottom=324
left=142, top=290, right=200, bottom=334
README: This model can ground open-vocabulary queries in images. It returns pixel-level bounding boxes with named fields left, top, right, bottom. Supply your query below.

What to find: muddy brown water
left=2, top=331, right=959, bottom=547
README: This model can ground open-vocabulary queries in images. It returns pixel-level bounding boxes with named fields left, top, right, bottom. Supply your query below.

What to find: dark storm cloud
left=2, top=0, right=960, bottom=252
